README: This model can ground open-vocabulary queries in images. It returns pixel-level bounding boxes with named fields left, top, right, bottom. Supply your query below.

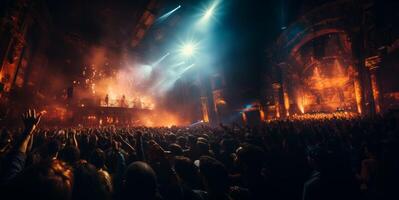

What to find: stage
left=71, top=105, right=153, bottom=126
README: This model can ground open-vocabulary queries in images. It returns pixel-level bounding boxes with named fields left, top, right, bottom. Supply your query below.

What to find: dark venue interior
left=0, top=0, right=398, bottom=200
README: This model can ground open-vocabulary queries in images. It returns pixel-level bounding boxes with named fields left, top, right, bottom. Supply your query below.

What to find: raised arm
left=17, top=109, right=42, bottom=153
left=0, top=109, right=42, bottom=183
left=135, top=131, right=145, bottom=161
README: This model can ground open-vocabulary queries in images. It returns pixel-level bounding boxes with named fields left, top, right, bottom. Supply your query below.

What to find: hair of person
left=237, top=144, right=265, bottom=172
left=59, top=146, right=80, bottom=165
left=122, top=161, right=158, bottom=200
left=10, top=160, right=73, bottom=200
left=198, top=156, right=229, bottom=194
left=89, top=148, right=106, bottom=169
left=72, top=161, right=111, bottom=200
left=174, top=156, right=199, bottom=187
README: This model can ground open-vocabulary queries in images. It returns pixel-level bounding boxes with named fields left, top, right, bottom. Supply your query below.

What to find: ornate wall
left=0, top=0, right=51, bottom=121
left=267, top=0, right=399, bottom=118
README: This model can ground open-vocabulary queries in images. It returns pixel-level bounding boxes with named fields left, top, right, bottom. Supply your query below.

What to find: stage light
left=180, top=42, right=197, bottom=57
left=203, top=6, right=214, bottom=20
left=200, top=1, right=218, bottom=23
left=182, top=44, right=194, bottom=56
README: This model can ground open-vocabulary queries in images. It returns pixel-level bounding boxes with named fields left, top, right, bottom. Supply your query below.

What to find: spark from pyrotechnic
left=69, top=46, right=190, bottom=126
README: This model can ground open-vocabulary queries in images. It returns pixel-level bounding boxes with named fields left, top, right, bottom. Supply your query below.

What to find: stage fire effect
left=268, top=29, right=370, bottom=121
left=295, top=59, right=355, bottom=114
left=33, top=0, right=224, bottom=127
left=61, top=47, right=192, bottom=127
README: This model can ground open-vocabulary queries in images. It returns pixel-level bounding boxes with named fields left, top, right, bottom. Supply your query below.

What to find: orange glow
left=286, top=111, right=358, bottom=121
left=74, top=47, right=157, bottom=110
left=87, top=116, right=96, bottom=120
left=297, top=95, right=306, bottom=114
left=96, top=80, right=155, bottom=109
left=283, top=91, right=290, bottom=116
left=42, top=106, right=68, bottom=121
left=217, top=99, right=227, bottom=105
left=298, top=102, right=305, bottom=113
left=370, top=73, right=381, bottom=113
left=259, top=109, right=265, bottom=121
left=241, top=112, right=247, bottom=124
left=353, top=76, right=362, bottom=114
left=201, top=97, right=210, bottom=123
left=275, top=105, right=280, bottom=118
left=309, top=64, right=349, bottom=90
left=297, top=59, right=357, bottom=113
left=138, top=110, right=184, bottom=127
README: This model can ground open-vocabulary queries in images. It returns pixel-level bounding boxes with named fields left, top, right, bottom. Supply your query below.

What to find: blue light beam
left=156, top=5, right=181, bottom=22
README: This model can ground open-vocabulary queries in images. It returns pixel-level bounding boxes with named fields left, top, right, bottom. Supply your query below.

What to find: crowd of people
left=287, top=111, right=359, bottom=121
left=0, top=109, right=398, bottom=200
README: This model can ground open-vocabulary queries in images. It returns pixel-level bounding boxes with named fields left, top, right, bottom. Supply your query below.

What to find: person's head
left=306, top=145, right=324, bottom=170
left=197, top=137, right=208, bottom=144
left=177, top=136, right=187, bottom=148
left=59, top=146, right=80, bottom=165
left=167, top=133, right=177, bottom=143
left=236, top=145, right=265, bottom=175
left=187, top=135, right=196, bottom=148
left=72, top=161, right=111, bottom=200
left=196, top=141, right=209, bottom=156
left=89, top=148, right=106, bottom=169
left=169, top=143, right=183, bottom=156
left=174, top=156, right=200, bottom=188
left=46, top=139, right=61, bottom=159
left=221, top=138, right=237, bottom=154
left=106, top=146, right=125, bottom=174
left=198, top=156, right=229, bottom=195
left=11, top=160, right=73, bottom=200
left=122, top=161, right=158, bottom=200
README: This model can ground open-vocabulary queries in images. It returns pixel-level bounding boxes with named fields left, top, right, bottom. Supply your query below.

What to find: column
left=200, top=96, right=210, bottom=123
left=349, top=65, right=364, bottom=114
left=279, top=63, right=290, bottom=117
left=212, top=89, right=226, bottom=124
left=272, top=83, right=282, bottom=118
left=282, top=85, right=290, bottom=117
left=365, top=56, right=382, bottom=114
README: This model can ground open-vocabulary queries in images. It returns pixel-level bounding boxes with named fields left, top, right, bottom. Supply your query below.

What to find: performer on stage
left=121, top=95, right=126, bottom=107
left=105, top=94, right=109, bottom=106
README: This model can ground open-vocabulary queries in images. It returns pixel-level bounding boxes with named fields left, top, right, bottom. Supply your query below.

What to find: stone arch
left=270, top=0, right=362, bottom=115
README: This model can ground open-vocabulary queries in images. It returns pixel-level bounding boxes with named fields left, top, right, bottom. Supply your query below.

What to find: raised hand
left=22, top=109, right=42, bottom=135
left=148, top=140, right=167, bottom=162
left=17, top=109, right=42, bottom=154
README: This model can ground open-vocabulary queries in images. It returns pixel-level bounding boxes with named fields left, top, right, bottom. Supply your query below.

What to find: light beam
left=203, top=5, right=215, bottom=20
left=199, top=1, right=219, bottom=24
left=151, top=52, right=170, bottom=67
left=156, top=5, right=181, bottom=22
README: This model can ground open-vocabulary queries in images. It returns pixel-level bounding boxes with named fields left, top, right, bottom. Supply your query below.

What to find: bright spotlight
left=200, top=1, right=218, bottom=23
left=203, top=7, right=214, bottom=20
left=180, top=42, right=197, bottom=57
